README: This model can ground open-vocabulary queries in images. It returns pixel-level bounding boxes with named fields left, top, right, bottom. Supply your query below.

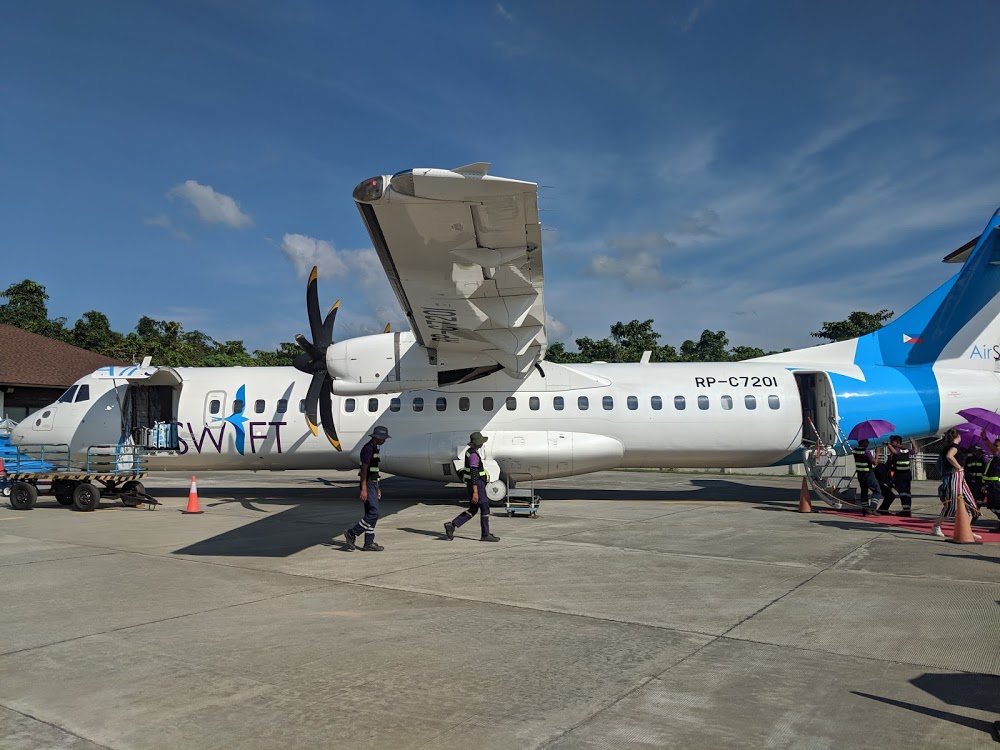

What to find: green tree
left=728, top=345, right=768, bottom=361
left=0, top=280, right=67, bottom=340
left=811, top=310, right=894, bottom=342
left=252, top=342, right=301, bottom=366
left=680, top=329, right=730, bottom=362
left=69, top=311, right=124, bottom=357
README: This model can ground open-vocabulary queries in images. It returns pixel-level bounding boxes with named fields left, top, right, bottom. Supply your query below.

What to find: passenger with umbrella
left=931, top=427, right=982, bottom=539
left=960, top=409, right=1000, bottom=531
left=848, top=419, right=895, bottom=515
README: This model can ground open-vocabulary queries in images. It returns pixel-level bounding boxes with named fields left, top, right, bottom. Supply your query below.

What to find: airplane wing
left=353, top=163, right=546, bottom=377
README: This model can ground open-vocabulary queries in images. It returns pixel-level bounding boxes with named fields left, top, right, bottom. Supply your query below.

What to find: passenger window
left=345, top=398, right=356, bottom=413
left=483, top=397, right=494, bottom=411
left=627, top=396, right=638, bottom=410
left=298, top=400, right=305, bottom=413
left=529, top=396, right=540, bottom=411
left=745, top=395, right=757, bottom=410
left=603, top=396, right=613, bottom=410
left=368, top=398, right=379, bottom=412
left=75, top=384, right=90, bottom=402
left=277, top=399, right=288, bottom=413
left=768, top=395, right=780, bottom=410
left=254, top=399, right=265, bottom=414
left=58, top=386, right=78, bottom=403
left=578, top=396, right=589, bottom=410
left=437, top=397, right=447, bottom=411
left=389, top=398, right=401, bottom=412
left=413, top=397, right=424, bottom=412
left=697, top=395, right=709, bottom=410
left=674, top=396, right=686, bottom=410
left=460, top=397, right=470, bottom=412
left=506, top=397, right=517, bottom=411
left=651, top=396, right=662, bottom=410
left=553, top=396, right=564, bottom=411
left=232, top=399, right=244, bottom=413
left=721, top=395, right=733, bottom=410
left=210, top=399, right=221, bottom=415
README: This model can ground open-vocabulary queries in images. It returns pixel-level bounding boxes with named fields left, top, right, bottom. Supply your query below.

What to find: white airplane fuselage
left=14, top=356, right=999, bottom=484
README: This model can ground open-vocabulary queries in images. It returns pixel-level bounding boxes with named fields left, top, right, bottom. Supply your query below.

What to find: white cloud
left=143, top=214, right=171, bottom=228
left=168, top=180, right=253, bottom=229
left=143, top=213, right=190, bottom=241
left=495, top=3, right=513, bottom=22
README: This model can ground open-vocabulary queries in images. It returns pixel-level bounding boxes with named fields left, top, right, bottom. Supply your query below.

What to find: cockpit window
left=58, top=385, right=79, bottom=403
left=75, top=384, right=90, bottom=402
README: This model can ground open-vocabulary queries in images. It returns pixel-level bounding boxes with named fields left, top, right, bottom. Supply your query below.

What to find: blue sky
left=3, top=1, right=999, bottom=356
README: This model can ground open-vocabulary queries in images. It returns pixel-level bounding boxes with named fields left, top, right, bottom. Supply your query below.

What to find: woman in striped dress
left=933, top=428, right=982, bottom=538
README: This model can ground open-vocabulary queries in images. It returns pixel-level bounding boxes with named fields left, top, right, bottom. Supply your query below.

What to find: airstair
left=802, top=416, right=857, bottom=508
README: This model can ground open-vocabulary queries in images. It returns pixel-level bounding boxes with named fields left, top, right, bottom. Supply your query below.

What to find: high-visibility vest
left=458, top=447, right=484, bottom=483
left=985, top=456, right=1000, bottom=483
left=359, top=441, right=381, bottom=480
left=853, top=447, right=872, bottom=473
left=966, top=452, right=985, bottom=480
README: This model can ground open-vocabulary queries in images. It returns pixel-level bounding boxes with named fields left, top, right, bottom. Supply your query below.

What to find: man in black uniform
left=881, top=434, right=917, bottom=516
left=965, top=442, right=987, bottom=509
left=852, top=439, right=879, bottom=516
left=982, top=437, right=1000, bottom=531
left=443, top=431, right=500, bottom=542
left=344, top=425, right=390, bottom=551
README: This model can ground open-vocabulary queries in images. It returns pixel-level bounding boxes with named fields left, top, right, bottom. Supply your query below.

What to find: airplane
left=7, top=163, right=1000, bottom=510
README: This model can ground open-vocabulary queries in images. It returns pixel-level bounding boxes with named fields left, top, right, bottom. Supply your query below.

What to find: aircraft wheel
left=485, top=480, right=507, bottom=502
left=9, top=482, right=37, bottom=510
left=72, top=482, right=101, bottom=512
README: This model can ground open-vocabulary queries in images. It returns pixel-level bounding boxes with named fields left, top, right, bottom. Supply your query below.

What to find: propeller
left=293, top=266, right=342, bottom=451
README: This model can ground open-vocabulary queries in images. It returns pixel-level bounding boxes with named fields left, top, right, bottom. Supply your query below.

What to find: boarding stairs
left=802, top=417, right=857, bottom=508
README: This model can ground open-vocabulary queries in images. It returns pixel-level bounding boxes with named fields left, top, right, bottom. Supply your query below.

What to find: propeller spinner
left=293, top=266, right=342, bottom=451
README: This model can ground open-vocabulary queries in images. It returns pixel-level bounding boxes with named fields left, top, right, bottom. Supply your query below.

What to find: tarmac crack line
left=0, top=580, right=338, bottom=659
left=0, top=703, right=115, bottom=750
left=716, top=533, right=882, bottom=639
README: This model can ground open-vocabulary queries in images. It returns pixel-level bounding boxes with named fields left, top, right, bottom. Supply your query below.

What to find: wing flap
left=355, top=166, right=546, bottom=376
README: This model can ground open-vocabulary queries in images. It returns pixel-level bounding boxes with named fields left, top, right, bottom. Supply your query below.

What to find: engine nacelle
left=326, top=331, right=502, bottom=396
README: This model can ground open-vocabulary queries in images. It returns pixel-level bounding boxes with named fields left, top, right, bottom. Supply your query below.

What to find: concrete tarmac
left=1, top=470, right=998, bottom=749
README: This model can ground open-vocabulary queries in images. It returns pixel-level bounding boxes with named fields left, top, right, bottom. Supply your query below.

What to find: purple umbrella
left=954, top=422, right=992, bottom=450
left=847, top=419, right=896, bottom=442
left=957, top=408, right=1000, bottom=434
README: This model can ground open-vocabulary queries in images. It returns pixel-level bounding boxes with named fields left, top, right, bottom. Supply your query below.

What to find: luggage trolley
left=4, top=443, right=158, bottom=512
left=505, top=477, right=541, bottom=517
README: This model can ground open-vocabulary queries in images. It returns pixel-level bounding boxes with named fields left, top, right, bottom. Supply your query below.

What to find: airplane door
left=204, top=390, right=227, bottom=429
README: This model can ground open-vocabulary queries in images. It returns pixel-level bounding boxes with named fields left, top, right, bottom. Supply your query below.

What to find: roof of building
left=0, top=324, right=127, bottom=388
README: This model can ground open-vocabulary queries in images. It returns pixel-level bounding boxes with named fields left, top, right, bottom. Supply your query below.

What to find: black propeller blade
left=294, top=266, right=342, bottom=451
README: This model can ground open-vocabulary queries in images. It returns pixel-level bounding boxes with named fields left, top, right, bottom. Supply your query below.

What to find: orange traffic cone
left=183, top=476, right=203, bottom=514
left=798, top=477, right=812, bottom=513
left=949, top=493, right=980, bottom=544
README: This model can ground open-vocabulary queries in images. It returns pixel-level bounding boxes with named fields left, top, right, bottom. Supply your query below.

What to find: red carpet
left=819, top=508, right=1000, bottom=543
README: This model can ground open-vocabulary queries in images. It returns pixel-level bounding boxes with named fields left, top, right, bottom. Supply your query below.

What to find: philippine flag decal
left=902, top=334, right=923, bottom=344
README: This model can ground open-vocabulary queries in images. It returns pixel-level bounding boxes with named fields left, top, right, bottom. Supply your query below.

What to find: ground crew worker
left=880, top=434, right=917, bottom=516
left=983, top=438, right=1000, bottom=531
left=443, top=431, right=500, bottom=542
left=853, top=439, right=879, bottom=516
left=344, top=425, right=390, bottom=551
left=965, top=443, right=987, bottom=507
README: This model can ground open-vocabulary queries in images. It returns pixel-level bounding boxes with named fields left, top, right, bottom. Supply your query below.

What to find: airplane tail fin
left=760, top=206, right=1000, bottom=369
left=872, top=206, right=1000, bottom=368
